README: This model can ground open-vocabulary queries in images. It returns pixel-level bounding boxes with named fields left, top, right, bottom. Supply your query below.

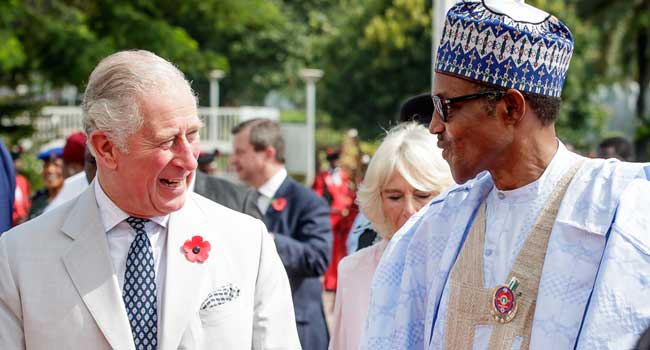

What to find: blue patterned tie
left=123, top=217, right=158, bottom=350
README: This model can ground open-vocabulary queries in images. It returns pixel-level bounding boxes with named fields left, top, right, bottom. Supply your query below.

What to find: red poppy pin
left=183, top=235, right=211, bottom=263
left=272, top=197, right=287, bottom=211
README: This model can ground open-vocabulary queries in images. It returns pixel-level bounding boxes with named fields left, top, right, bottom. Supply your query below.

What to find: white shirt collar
left=188, top=171, right=197, bottom=193
left=257, top=167, right=287, bottom=199
left=490, top=140, right=573, bottom=203
left=93, top=175, right=169, bottom=232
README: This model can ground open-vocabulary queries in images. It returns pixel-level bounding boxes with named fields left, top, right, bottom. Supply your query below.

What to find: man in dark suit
left=0, top=139, right=15, bottom=234
left=230, top=118, right=332, bottom=350
left=193, top=171, right=262, bottom=219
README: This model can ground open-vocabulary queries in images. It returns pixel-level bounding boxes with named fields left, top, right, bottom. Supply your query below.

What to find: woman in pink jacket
left=329, top=122, right=453, bottom=350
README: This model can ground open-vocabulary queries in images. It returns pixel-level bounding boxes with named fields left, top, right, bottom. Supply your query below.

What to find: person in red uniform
left=10, top=148, right=31, bottom=226
left=312, top=148, right=357, bottom=291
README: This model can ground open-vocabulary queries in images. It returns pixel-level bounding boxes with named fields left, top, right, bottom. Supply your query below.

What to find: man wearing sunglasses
left=362, top=1, right=650, bottom=349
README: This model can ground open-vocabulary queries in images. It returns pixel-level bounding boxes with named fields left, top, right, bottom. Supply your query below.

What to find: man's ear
left=501, top=89, right=526, bottom=125
left=265, top=145, right=277, bottom=162
left=89, top=131, right=119, bottom=170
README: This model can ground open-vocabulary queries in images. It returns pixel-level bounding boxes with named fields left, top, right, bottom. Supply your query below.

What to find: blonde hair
left=357, top=122, right=453, bottom=239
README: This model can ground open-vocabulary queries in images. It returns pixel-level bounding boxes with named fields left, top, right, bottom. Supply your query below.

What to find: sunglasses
left=432, top=91, right=505, bottom=123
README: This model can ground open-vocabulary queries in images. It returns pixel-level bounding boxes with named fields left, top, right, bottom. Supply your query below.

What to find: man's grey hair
left=81, top=50, right=196, bottom=154
left=231, top=118, right=285, bottom=164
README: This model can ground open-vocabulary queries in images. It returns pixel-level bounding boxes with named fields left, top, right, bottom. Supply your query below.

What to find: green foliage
left=165, top=0, right=296, bottom=105
left=0, top=0, right=646, bottom=160
left=0, top=94, right=41, bottom=146
left=280, top=109, right=306, bottom=123
left=575, top=0, right=650, bottom=158
left=0, top=0, right=288, bottom=101
left=529, top=0, right=610, bottom=152
left=0, top=0, right=283, bottom=148
left=576, top=0, right=649, bottom=82
left=0, top=34, right=26, bottom=73
left=316, top=0, right=432, bottom=139
left=0, top=0, right=26, bottom=81
left=18, top=2, right=111, bottom=87
left=17, top=153, right=44, bottom=191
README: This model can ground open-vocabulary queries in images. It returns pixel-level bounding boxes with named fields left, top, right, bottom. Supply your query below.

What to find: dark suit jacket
left=0, top=140, right=14, bottom=234
left=193, top=171, right=262, bottom=220
left=263, top=176, right=332, bottom=350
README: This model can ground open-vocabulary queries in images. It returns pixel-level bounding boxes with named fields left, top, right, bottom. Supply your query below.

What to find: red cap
left=62, top=132, right=87, bottom=164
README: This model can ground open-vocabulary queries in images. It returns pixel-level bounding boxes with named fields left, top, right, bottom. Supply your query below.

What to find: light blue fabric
left=481, top=143, right=576, bottom=289
left=362, top=154, right=649, bottom=349
left=576, top=166, right=650, bottom=349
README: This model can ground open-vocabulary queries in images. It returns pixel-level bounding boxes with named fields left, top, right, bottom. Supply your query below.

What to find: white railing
left=198, top=106, right=279, bottom=153
left=35, top=106, right=279, bottom=154
left=37, top=107, right=84, bottom=143
left=32, top=105, right=309, bottom=179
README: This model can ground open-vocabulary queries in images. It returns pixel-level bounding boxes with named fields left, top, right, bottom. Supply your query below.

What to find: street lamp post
left=299, top=68, right=323, bottom=186
left=209, top=69, right=225, bottom=108
left=208, top=69, right=225, bottom=144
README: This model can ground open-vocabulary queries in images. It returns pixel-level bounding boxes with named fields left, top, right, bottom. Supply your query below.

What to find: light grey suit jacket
left=0, top=185, right=300, bottom=349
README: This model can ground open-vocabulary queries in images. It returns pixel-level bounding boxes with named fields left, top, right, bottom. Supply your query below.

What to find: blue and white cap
left=435, top=0, right=573, bottom=97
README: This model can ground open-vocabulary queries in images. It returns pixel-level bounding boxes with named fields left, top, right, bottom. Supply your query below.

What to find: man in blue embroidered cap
left=361, top=1, right=650, bottom=349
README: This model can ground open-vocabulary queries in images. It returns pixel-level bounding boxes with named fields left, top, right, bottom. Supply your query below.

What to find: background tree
left=576, top=0, right=650, bottom=157
left=316, top=0, right=432, bottom=139
left=0, top=0, right=647, bottom=159
left=529, top=0, right=609, bottom=151
left=0, top=0, right=38, bottom=146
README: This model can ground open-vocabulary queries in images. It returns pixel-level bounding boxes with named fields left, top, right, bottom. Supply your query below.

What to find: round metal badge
left=491, top=277, right=520, bottom=323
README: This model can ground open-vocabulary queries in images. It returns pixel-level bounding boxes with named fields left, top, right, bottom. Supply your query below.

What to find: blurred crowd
left=8, top=131, right=93, bottom=227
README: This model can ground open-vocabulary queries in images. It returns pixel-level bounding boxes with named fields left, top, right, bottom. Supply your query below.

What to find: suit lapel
left=61, top=185, right=135, bottom=350
left=263, top=177, right=291, bottom=226
left=159, top=194, right=210, bottom=349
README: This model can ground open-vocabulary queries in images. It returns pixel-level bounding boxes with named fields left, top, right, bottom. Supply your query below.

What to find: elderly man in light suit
left=0, top=50, right=300, bottom=350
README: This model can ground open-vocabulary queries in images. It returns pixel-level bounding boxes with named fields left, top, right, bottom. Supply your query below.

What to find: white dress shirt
left=256, top=167, right=287, bottom=215
left=93, top=178, right=169, bottom=342
left=483, top=141, right=573, bottom=287
left=329, top=167, right=343, bottom=186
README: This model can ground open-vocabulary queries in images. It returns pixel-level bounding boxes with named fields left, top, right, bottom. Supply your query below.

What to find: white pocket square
left=200, top=283, right=241, bottom=310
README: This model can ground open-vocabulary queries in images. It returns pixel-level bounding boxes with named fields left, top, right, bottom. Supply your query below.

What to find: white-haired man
left=0, top=50, right=300, bottom=350
left=362, top=1, right=650, bottom=349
